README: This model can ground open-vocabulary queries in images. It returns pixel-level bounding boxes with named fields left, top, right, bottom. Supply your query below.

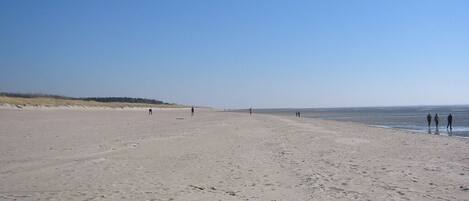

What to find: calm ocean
left=251, top=106, right=469, bottom=138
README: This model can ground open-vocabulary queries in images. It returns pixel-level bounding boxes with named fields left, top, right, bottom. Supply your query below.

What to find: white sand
left=0, top=109, right=468, bottom=200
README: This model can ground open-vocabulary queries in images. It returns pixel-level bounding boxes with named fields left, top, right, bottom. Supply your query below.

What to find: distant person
left=447, top=113, right=453, bottom=131
left=191, top=106, right=194, bottom=116
left=426, top=113, right=432, bottom=128
left=249, top=108, right=252, bottom=116
left=434, top=113, right=439, bottom=130
left=298, top=111, right=301, bottom=118
left=295, top=112, right=298, bottom=117
left=149, top=108, right=152, bottom=115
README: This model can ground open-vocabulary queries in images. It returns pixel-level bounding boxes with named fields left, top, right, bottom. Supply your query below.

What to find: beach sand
left=0, top=108, right=468, bottom=200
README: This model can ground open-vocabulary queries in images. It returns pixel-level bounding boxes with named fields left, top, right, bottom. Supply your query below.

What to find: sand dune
left=0, top=109, right=468, bottom=200
left=0, top=95, right=182, bottom=109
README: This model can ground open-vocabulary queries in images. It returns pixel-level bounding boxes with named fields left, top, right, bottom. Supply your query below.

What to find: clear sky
left=1, top=0, right=468, bottom=108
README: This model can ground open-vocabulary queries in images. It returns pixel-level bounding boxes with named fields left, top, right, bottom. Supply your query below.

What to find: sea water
left=252, top=106, right=469, bottom=138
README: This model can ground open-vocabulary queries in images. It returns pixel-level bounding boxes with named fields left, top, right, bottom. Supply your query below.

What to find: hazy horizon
left=1, top=0, right=469, bottom=108
left=3, top=90, right=469, bottom=109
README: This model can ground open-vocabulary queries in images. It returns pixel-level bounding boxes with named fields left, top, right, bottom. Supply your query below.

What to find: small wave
left=369, top=124, right=469, bottom=138
left=450, top=127, right=469, bottom=132
left=370, top=125, right=393, bottom=129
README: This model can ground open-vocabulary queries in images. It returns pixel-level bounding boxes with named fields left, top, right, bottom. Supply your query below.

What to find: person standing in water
left=426, top=113, right=432, bottom=128
left=447, top=113, right=453, bottom=131
left=434, top=113, right=440, bottom=130
left=191, top=106, right=194, bottom=116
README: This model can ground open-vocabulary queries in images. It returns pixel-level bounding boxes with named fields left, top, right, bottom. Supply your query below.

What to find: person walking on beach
left=447, top=113, right=453, bottom=131
left=426, top=113, right=432, bottom=128
left=149, top=108, right=152, bottom=115
left=298, top=111, right=301, bottom=118
left=249, top=108, right=252, bottom=116
left=434, top=113, right=440, bottom=130
left=191, top=106, right=194, bottom=116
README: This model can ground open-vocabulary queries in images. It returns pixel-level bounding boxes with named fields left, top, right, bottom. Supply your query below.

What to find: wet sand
left=0, top=108, right=468, bottom=200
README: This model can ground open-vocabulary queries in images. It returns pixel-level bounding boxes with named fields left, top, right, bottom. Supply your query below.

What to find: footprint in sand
left=335, top=138, right=370, bottom=145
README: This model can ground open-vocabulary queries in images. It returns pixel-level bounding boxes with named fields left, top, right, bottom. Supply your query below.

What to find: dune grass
left=0, top=96, right=183, bottom=108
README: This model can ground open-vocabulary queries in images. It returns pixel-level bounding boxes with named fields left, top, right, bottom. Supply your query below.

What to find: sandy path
left=0, top=109, right=468, bottom=200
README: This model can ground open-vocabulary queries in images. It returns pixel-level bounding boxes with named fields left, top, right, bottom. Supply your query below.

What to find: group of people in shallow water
left=426, top=113, right=453, bottom=134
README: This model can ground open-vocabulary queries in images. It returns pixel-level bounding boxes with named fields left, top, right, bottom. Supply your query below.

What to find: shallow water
left=252, top=106, right=469, bottom=138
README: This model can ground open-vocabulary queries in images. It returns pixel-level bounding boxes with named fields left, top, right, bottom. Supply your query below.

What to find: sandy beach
left=0, top=108, right=468, bottom=201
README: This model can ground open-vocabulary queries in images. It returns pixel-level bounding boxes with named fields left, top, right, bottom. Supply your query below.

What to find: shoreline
left=241, top=111, right=469, bottom=139
left=4, top=106, right=466, bottom=139
left=287, top=113, right=468, bottom=139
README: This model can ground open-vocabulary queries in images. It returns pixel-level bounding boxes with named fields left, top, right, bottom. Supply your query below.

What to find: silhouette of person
left=296, top=112, right=298, bottom=117
left=249, top=108, right=252, bottom=116
left=434, top=113, right=439, bottom=131
left=426, top=113, right=432, bottom=128
left=447, top=113, right=453, bottom=131
left=298, top=111, right=301, bottom=118
left=149, top=108, right=152, bottom=115
left=191, top=106, right=194, bottom=116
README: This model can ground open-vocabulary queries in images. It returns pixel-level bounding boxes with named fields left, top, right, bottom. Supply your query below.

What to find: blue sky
left=1, top=0, right=468, bottom=108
